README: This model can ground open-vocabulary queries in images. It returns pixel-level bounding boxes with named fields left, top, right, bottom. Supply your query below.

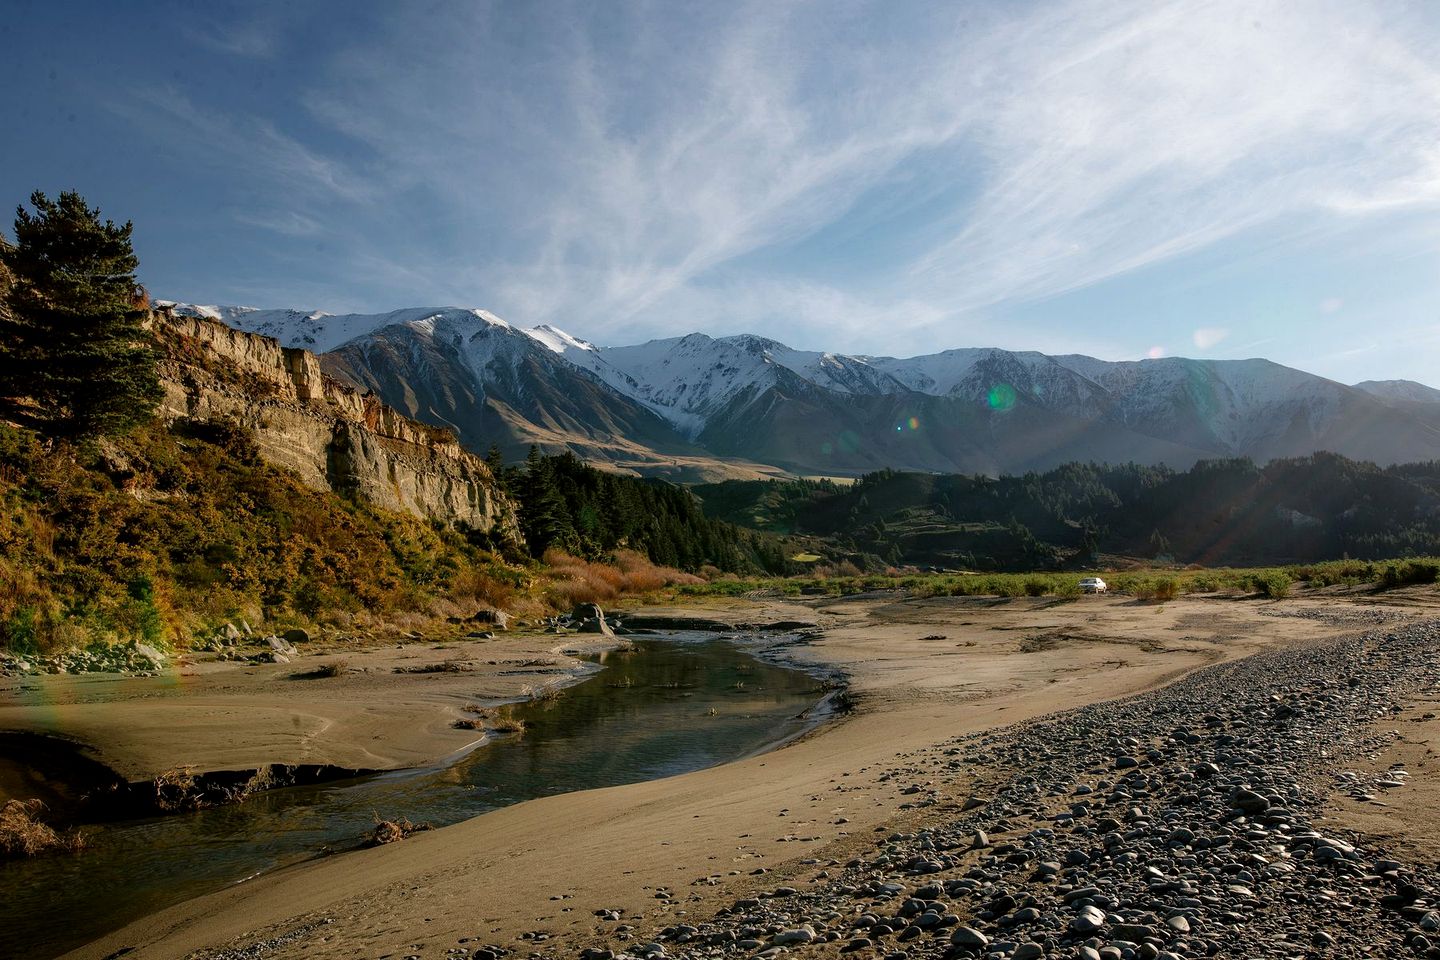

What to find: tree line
left=493, top=446, right=792, bottom=575
left=694, top=453, right=1440, bottom=570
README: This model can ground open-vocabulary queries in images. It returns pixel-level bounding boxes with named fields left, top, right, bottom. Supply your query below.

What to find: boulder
left=268, top=635, right=299, bottom=657
left=132, top=643, right=169, bottom=669
left=472, top=608, right=511, bottom=630
left=571, top=603, right=615, bottom=637
left=282, top=627, right=310, bottom=645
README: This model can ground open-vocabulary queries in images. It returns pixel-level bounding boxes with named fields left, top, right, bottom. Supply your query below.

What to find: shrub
left=1254, top=571, right=1291, bottom=599
left=1379, top=560, right=1440, bottom=590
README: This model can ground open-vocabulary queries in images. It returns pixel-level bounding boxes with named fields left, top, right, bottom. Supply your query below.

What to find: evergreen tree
left=0, top=190, right=161, bottom=439
left=484, top=443, right=504, bottom=475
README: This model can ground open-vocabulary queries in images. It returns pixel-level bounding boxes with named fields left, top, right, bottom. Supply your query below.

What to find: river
left=0, top=633, right=831, bottom=959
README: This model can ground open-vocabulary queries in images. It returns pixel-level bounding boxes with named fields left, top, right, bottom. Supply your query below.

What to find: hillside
left=693, top=453, right=1440, bottom=571
left=0, top=309, right=787, bottom=654
left=165, top=302, right=1440, bottom=477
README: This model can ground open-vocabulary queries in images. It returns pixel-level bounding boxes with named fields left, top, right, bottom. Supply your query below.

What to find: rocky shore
left=593, top=620, right=1440, bottom=960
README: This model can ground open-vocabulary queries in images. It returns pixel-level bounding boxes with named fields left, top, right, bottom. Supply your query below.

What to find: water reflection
left=1, top=635, right=823, bottom=959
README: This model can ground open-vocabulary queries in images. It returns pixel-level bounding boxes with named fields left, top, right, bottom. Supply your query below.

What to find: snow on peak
left=525, top=323, right=597, bottom=354
left=159, top=302, right=524, bottom=353
left=159, top=298, right=1405, bottom=455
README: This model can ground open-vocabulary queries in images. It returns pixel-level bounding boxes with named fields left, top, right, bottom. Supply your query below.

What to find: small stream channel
left=1, top=634, right=833, bottom=959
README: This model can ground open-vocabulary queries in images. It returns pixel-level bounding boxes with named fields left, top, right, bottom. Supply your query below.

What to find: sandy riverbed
left=14, top=589, right=1434, bottom=960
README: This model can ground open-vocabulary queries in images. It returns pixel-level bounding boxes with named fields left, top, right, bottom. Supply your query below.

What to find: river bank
left=4, top=633, right=830, bottom=959
left=35, top=588, right=1435, bottom=959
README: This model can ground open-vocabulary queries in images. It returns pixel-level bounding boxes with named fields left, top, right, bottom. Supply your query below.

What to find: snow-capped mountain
left=550, top=332, right=909, bottom=439
left=159, top=301, right=1440, bottom=477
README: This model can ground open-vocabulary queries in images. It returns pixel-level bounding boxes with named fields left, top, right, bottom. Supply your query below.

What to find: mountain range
left=159, top=302, right=1440, bottom=480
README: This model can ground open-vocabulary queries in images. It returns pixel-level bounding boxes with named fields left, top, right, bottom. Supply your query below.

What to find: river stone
left=1013, top=944, right=1045, bottom=960
left=773, top=925, right=815, bottom=945
left=269, top=636, right=299, bottom=657
left=1112, top=924, right=1156, bottom=942
left=950, top=926, right=989, bottom=947
left=1229, top=786, right=1269, bottom=813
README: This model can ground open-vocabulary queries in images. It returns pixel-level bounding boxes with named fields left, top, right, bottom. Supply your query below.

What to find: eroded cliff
left=154, top=309, right=519, bottom=539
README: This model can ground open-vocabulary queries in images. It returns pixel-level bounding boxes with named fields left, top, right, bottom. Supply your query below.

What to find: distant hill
left=1354, top=379, right=1440, bottom=404
left=161, top=302, right=1440, bottom=477
left=692, top=453, right=1440, bottom=571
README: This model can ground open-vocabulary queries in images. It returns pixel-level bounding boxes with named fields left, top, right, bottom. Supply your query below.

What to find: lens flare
left=907, top=416, right=919, bottom=430
left=986, top=383, right=1017, bottom=411
left=1147, top=346, right=1165, bottom=359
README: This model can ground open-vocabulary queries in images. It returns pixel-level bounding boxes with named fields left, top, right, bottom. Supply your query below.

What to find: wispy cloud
left=114, top=83, right=374, bottom=228
left=114, top=0, right=1440, bottom=357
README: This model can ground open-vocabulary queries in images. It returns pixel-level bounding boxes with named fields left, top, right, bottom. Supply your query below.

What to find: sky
left=4, top=0, right=1440, bottom=384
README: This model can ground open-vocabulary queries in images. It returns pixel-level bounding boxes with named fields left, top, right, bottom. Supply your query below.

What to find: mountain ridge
left=158, top=301, right=1440, bottom=477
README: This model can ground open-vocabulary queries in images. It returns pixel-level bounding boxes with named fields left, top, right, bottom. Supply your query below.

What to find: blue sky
left=4, top=1, right=1439, bottom=384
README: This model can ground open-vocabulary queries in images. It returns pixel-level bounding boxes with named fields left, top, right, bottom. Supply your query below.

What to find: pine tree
left=0, top=190, right=162, bottom=439
left=484, top=443, right=504, bottom=475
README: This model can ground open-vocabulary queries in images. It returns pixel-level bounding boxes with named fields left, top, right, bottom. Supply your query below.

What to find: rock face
left=154, top=310, right=520, bottom=538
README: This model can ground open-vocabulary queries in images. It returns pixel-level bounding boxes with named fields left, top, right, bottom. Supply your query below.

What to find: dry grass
left=454, top=706, right=527, bottom=735
left=221, top=766, right=277, bottom=804
left=521, top=682, right=563, bottom=702
left=368, top=815, right=432, bottom=846
left=447, top=566, right=516, bottom=609
left=0, top=800, right=86, bottom=859
left=541, top=548, right=702, bottom=607
left=153, top=765, right=203, bottom=813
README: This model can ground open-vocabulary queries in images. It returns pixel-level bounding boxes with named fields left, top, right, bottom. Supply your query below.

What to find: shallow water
left=1, top=634, right=826, bottom=959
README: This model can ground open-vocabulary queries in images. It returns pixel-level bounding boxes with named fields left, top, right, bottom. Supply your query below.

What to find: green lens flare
left=987, top=383, right=1017, bottom=411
